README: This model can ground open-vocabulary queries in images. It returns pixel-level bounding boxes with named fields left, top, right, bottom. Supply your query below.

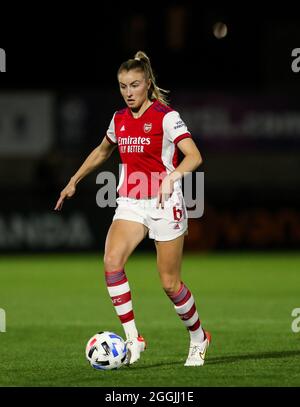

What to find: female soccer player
left=54, top=51, right=211, bottom=366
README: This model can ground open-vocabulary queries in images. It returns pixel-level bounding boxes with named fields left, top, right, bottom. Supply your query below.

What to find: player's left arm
left=157, top=138, right=203, bottom=208
left=171, top=138, right=203, bottom=180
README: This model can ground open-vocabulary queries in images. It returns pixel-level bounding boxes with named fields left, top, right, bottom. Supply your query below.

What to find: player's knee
left=162, top=279, right=181, bottom=296
left=103, top=252, right=125, bottom=272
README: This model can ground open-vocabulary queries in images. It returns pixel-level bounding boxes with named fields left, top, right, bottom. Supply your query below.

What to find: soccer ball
left=85, top=331, right=127, bottom=370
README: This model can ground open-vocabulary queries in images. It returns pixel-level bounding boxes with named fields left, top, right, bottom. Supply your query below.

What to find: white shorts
left=113, top=189, right=188, bottom=241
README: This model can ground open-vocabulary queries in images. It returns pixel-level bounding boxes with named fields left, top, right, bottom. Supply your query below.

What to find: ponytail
left=117, top=51, right=170, bottom=105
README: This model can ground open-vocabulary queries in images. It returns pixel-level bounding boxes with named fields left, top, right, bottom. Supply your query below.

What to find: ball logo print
left=108, top=334, right=121, bottom=357
left=0, top=48, right=6, bottom=72
left=0, top=308, right=6, bottom=332
left=291, top=48, right=300, bottom=73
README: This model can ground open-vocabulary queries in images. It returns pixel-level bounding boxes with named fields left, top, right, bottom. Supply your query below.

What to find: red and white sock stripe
left=167, top=282, right=204, bottom=342
left=105, top=269, right=138, bottom=339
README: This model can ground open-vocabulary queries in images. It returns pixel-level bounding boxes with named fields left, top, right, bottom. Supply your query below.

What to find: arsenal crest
left=143, top=123, right=152, bottom=133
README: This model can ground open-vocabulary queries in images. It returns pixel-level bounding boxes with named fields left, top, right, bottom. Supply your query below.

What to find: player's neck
left=131, top=99, right=153, bottom=119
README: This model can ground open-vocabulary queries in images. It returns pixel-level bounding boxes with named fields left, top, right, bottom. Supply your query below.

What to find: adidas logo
left=120, top=125, right=125, bottom=131
left=174, top=224, right=180, bottom=230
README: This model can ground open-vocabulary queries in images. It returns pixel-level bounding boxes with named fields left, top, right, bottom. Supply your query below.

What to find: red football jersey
left=105, top=100, right=191, bottom=198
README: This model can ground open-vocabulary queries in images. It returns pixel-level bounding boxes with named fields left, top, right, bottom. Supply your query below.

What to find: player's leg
left=104, top=219, right=147, bottom=364
left=104, top=219, right=147, bottom=272
left=155, top=235, right=211, bottom=366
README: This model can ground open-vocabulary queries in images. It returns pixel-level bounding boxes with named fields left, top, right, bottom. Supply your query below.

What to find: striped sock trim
left=167, top=282, right=202, bottom=334
left=119, top=310, right=135, bottom=324
left=189, top=319, right=201, bottom=332
left=105, top=269, right=138, bottom=339
left=178, top=303, right=196, bottom=321
left=105, top=269, right=127, bottom=287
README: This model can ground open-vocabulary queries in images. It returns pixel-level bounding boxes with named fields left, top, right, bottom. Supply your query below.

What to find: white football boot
left=184, top=330, right=211, bottom=366
left=124, top=335, right=146, bottom=365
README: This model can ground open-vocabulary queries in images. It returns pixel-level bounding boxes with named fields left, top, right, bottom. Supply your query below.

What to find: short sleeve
left=106, top=113, right=118, bottom=145
left=162, top=111, right=192, bottom=145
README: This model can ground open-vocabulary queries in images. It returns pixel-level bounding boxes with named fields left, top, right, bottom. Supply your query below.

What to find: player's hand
left=54, top=180, right=77, bottom=211
left=156, top=175, right=174, bottom=209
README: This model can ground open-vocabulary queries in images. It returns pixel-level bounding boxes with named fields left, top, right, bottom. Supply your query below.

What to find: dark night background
left=0, top=1, right=300, bottom=252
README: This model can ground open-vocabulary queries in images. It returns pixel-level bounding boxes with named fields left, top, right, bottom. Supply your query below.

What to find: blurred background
left=1, top=1, right=300, bottom=253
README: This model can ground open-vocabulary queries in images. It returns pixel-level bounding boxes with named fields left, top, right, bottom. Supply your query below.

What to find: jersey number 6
left=173, top=207, right=183, bottom=221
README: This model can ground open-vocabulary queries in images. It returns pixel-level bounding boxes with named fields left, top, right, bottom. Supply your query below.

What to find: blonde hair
left=117, top=51, right=170, bottom=105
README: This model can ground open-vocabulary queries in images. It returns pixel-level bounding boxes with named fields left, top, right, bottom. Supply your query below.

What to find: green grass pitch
left=0, top=252, right=300, bottom=387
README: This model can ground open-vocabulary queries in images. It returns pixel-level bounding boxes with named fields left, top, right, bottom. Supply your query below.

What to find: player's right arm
left=54, top=137, right=117, bottom=211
